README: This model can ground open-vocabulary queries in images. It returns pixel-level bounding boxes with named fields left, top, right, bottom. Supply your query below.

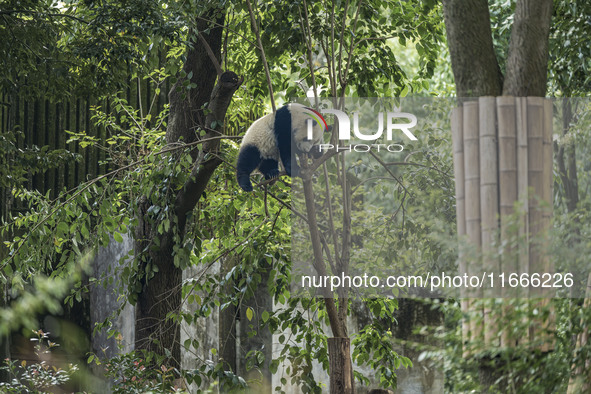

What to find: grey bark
left=166, top=12, right=225, bottom=145
left=442, top=0, right=503, bottom=97
left=503, top=0, right=554, bottom=96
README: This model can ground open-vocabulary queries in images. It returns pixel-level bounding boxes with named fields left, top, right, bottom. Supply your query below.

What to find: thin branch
left=383, top=161, right=452, bottom=177
left=299, top=0, right=319, bottom=105
left=337, top=0, right=350, bottom=84
left=196, top=15, right=258, bottom=50
left=329, top=0, right=336, bottom=96
left=0, top=10, right=89, bottom=24
left=369, top=150, right=410, bottom=196
left=1, top=15, right=42, bottom=61
left=196, top=31, right=223, bottom=77
left=319, top=231, right=338, bottom=275
left=340, top=0, right=363, bottom=93
left=245, top=0, right=275, bottom=111
left=302, top=174, right=347, bottom=338
left=351, top=36, right=396, bottom=53
left=323, top=162, right=341, bottom=266
left=351, top=176, right=399, bottom=195
left=319, top=39, right=337, bottom=98
left=0, top=135, right=240, bottom=271
left=306, top=149, right=341, bottom=173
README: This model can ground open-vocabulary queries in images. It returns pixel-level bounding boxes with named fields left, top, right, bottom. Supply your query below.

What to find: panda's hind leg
left=236, top=145, right=262, bottom=192
left=258, top=158, right=280, bottom=180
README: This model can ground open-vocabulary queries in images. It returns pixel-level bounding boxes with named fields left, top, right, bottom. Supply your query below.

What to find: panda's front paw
left=309, top=145, right=324, bottom=159
left=264, top=169, right=279, bottom=180
left=237, top=176, right=254, bottom=192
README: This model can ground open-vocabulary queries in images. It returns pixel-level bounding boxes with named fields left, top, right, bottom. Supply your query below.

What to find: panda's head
left=289, top=104, right=327, bottom=153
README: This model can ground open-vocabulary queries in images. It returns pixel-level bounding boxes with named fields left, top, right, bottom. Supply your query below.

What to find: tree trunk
left=134, top=228, right=181, bottom=364
left=328, top=337, right=354, bottom=394
left=166, top=12, right=225, bottom=146
left=442, top=0, right=502, bottom=97
left=239, top=261, right=273, bottom=394
left=444, top=0, right=554, bottom=391
left=301, top=172, right=353, bottom=393
left=502, top=0, right=553, bottom=96
left=134, top=9, right=243, bottom=369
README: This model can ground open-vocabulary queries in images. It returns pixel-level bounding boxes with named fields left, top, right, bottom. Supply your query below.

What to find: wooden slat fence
left=0, top=60, right=171, bottom=220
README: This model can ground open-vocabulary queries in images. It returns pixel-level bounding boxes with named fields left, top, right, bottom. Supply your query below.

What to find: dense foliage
left=1, top=0, right=591, bottom=393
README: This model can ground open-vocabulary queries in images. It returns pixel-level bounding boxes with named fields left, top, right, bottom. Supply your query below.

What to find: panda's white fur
left=239, top=110, right=279, bottom=160
left=236, top=103, right=325, bottom=191
left=290, top=105, right=323, bottom=153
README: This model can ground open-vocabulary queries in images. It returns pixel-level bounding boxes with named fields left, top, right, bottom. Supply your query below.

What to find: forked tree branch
left=175, top=71, right=243, bottom=232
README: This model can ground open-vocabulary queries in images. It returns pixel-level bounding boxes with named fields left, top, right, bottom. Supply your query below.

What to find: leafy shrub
left=0, top=330, right=78, bottom=393
left=101, top=351, right=187, bottom=393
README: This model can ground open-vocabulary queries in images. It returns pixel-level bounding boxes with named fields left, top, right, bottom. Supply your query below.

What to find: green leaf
left=270, top=359, right=279, bottom=374
left=56, top=222, right=69, bottom=237
left=113, top=232, right=123, bottom=243
left=246, top=307, right=254, bottom=321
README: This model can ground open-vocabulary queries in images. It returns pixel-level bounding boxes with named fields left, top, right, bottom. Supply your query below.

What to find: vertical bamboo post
left=452, top=97, right=555, bottom=354
left=451, top=107, right=470, bottom=354
left=479, top=97, right=499, bottom=347
left=515, top=97, right=531, bottom=346
left=539, top=99, right=555, bottom=351
left=516, top=97, right=530, bottom=288
left=463, top=101, right=482, bottom=345
left=452, top=107, right=466, bottom=271
left=497, top=96, right=518, bottom=346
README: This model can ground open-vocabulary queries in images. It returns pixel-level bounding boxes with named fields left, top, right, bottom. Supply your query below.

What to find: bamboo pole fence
left=451, top=96, right=554, bottom=353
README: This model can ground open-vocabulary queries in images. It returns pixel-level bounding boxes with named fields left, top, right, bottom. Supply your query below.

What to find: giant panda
left=236, top=103, right=326, bottom=192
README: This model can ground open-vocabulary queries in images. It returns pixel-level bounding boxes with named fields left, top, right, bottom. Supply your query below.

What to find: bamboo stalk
left=463, top=101, right=483, bottom=346
left=451, top=107, right=470, bottom=355
left=515, top=97, right=530, bottom=345
left=497, top=96, right=518, bottom=346
left=497, top=96, right=518, bottom=279
left=516, top=97, right=530, bottom=290
left=479, top=97, right=499, bottom=347
left=452, top=107, right=466, bottom=282
left=538, top=99, right=554, bottom=351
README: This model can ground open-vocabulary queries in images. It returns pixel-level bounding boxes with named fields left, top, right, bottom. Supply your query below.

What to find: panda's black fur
left=236, top=104, right=324, bottom=192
